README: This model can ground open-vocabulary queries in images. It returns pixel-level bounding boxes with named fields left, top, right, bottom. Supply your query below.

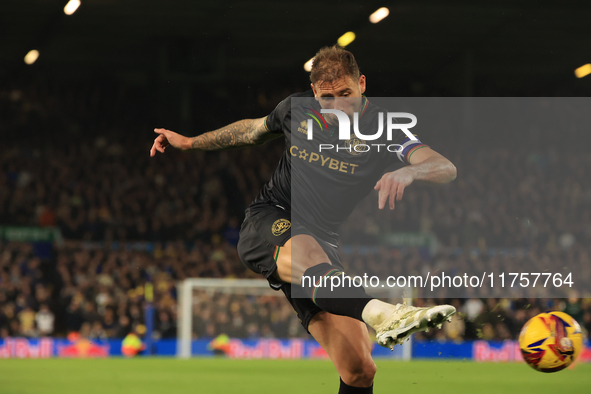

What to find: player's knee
left=341, top=358, right=376, bottom=387
left=361, top=359, right=377, bottom=383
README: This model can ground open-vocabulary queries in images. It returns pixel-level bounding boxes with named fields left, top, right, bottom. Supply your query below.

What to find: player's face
left=311, top=75, right=367, bottom=125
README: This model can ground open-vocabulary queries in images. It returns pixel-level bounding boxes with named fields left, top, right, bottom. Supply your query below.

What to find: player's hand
left=374, top=168, right=414, bottom=210
left=150, top=128, right=189, bottom=156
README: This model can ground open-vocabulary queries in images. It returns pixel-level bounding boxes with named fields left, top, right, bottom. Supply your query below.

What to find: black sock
left=339, top=378, right=373, bottom=394
left=300, top=263, right=373, bottom=321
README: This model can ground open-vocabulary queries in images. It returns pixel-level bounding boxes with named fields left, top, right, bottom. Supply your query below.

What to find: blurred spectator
left=156, top=311, right=176, bottom=339
left=102, top=308, right=119, bottom=338
left=65, top=298, right=84, bottom=333
left=114, top=315, right=130, bottom=338
left=462, top=298, right=485, bottom=321
left=89, top=321, right=108, bottom=340
left=35, top=304, right=55, bottom=336
left=18, top=306, right=36, bottom=337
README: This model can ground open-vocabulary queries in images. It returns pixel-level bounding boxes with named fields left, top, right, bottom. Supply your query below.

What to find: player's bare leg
left=274, top=234, right=330, bottom=283
left=308, top=312, right=376, bottom=390
left=275, top=234, right=455, bottom=349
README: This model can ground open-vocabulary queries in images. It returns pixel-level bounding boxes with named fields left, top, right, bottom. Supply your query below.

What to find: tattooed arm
left=149, top=117, right=279, bottom=156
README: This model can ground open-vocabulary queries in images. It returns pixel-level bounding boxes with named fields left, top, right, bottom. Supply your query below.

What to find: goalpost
left=177, top=278, right=412, bottom=360
left=177, top=278, right=275, bottom=358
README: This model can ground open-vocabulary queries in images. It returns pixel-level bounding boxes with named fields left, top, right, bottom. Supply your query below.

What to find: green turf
left=0, top=358, right=589, bottom=394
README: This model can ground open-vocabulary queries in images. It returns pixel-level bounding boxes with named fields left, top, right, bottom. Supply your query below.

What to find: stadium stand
left=1, top=78, right=590, bottom=341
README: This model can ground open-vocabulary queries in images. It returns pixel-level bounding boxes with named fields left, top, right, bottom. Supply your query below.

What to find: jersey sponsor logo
left=290, top=145, right=359, bottom=174
left=271, top=219, right=291, bottom=236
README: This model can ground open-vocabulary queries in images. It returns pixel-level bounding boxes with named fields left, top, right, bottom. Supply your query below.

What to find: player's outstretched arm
left=150, top=117, right=278, bottom=156
left=374, top=147, right=456, bottom=210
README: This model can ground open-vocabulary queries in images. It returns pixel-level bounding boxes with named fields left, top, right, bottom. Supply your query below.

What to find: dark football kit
left=237, top=91, right=427, bottom=331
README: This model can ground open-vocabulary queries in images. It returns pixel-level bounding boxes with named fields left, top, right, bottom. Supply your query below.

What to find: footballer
left=150, top=45, right=457, bottom=394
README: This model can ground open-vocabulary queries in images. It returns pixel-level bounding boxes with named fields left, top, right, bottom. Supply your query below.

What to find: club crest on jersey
left=297, top=120, right=308, bottom=135
left=271, top=219, right=291, bottom=236
left=342, top=134, right=367, bottom=156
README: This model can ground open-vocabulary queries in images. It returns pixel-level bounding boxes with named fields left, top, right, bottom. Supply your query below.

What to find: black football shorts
left=237, top=202, right=343, bottom=333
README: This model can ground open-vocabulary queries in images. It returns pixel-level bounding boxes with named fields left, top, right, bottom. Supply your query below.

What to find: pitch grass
left=0, top=358, right=590, bottom=394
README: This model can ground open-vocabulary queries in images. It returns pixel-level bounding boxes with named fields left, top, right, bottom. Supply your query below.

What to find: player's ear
left=311, top=83, right=319, bottom=100
left=358, top=75, right=366, bottom=94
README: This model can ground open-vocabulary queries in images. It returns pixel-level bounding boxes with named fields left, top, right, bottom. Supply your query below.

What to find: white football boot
left=373, top=303, right=456, bottom=349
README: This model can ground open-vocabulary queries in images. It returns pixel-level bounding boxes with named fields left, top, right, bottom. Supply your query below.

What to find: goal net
left=176, top=278, right=412, bottom=360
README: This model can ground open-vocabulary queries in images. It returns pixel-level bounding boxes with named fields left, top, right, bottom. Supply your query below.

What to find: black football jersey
left=252, top=90, right=426, bottom=240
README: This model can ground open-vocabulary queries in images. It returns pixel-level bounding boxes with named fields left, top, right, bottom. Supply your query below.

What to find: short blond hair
left=310, top=45, right=360, bottom=85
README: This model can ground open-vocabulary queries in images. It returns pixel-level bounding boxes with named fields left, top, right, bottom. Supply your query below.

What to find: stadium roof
left=1, top=0, right=590, bottom=94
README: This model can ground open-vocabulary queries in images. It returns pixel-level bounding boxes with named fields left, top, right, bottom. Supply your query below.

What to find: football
left=519, top=311, right=583, bottom=373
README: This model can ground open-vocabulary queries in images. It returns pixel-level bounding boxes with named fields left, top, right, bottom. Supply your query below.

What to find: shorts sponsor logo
left=272, top=219, right=291, bottom=236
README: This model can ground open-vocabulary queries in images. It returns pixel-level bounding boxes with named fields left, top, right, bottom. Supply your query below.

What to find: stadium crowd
left=1, top=79, right=591, bottom=341
left=2, top=240, right=590, bottom=340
